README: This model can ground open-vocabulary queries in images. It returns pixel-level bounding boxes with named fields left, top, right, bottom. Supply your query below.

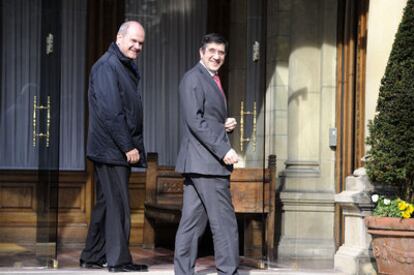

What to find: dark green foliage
left=365, top=0, right=414, bottom=203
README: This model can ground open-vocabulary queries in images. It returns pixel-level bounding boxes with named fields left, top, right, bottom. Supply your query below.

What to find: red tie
left=213, top=74, right=226, bottom=99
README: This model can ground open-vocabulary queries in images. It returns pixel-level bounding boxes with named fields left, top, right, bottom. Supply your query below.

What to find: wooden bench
left=143, top=152, right=276, bottom=262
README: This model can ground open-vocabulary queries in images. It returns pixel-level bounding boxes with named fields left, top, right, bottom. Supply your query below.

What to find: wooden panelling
left=0, top=226, right=37, bottom=243
left=57, top=184, right=84, bottom=211
left=1, top=184, right=35, bottom=210
left=129, top=185, right=145, bottom=210
left=129, top=172, right=146, bottom=211
left=57, top=172, right=87, bottom=227
left=231, top=181, right=269, bottom=213
left=243, top=216, right=265, bottom=258
left=0, top=170, right=147, bottom=247
left=57, top=223, right=88, bottom=247
left=0, top=172, right=38, bottom=234
left=0, top=212, right=37, bottom=224
left=129, top=171, right=146, bottom=245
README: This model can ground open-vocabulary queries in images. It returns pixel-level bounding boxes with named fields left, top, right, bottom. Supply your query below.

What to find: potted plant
left=364, top=0, right=414, bottom=274
left=365, top=196, right=414, bottom=275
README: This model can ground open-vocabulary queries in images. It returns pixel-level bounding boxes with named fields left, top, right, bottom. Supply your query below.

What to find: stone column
left=334, top=168, right=376, bottom=275
left=276, top=0, right=338, bottom=268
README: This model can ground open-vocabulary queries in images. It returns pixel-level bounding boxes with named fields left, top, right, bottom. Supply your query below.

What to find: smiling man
left=174, top=33, right=240, bottom=275
left=80, top=21, right=148, bottom=273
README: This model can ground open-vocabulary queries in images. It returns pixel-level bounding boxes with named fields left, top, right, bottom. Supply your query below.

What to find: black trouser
left=80, top=163, right=132, bottom=267
left=174, top=175, right=239, bottom=275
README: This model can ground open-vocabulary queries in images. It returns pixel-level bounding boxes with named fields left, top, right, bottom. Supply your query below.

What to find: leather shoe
left=108, top=263, right=148, bottom=272
left=80, top=259, right=107, bottom=269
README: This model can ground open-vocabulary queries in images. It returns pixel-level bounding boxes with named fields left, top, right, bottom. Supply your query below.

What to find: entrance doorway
left=0, top=0, right=274, bottom=269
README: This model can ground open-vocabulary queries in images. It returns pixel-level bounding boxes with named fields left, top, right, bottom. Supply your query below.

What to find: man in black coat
left=174, top=33, right=240, bottom=275
left=80, top=21, right=147, bottom=273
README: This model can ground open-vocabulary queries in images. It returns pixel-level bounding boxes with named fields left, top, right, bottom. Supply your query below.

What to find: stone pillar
left=276, top=0, right=338, bottom=268
left=334, top=168, right=376, bottom=275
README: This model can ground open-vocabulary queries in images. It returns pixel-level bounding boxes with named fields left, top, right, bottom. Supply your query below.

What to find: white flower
left=384, top=198, right=391, bottom=205
left=371, top=194, right=379, bottom=203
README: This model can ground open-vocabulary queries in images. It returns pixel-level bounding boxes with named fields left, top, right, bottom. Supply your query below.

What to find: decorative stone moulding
left=365, top=216, right=414, bottom=275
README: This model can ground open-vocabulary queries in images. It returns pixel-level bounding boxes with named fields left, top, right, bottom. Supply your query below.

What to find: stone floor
left=0, top=245, right=346, bottom=275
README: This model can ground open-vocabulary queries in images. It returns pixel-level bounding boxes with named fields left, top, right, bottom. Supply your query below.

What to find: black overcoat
left=87, top=43, right=146, bottom=167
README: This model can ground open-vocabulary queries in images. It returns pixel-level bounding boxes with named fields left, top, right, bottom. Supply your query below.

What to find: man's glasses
left=206, top=48, right=226, bottom=57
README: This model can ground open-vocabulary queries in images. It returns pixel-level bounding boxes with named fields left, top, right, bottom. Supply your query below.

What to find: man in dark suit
left=80, top=21, right=148, bottom=273
left=174, top=33, right=240, bottom=275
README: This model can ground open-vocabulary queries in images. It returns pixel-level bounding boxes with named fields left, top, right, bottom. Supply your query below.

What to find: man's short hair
left=200, top=33, right=228, bottom=53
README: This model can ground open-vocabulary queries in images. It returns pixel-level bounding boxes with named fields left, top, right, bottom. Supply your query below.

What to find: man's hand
left=223, top=148, right=239, bottom=165
left=126, top=148, right=140, bottom=164
left=224, top=117, right=237, bottom=132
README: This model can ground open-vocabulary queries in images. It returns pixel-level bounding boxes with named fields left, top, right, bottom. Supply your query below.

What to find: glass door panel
left=0, top=0, right=61, bottom=268
left=227, top=0, right=273, bottom=267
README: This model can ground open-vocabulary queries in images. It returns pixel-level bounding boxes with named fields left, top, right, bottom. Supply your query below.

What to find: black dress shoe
left=108, top=263, right=148, bottom=272
left=80, top=259, right=107, bottom=269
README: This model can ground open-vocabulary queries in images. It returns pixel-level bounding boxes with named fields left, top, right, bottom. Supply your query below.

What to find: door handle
left=240, top=100, right=256, bottom=152
left=32, top=95, right=51, bottom=147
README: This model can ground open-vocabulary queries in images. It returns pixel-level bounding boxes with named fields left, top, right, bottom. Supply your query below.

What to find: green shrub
left=365, top=0, right=414, bottom=203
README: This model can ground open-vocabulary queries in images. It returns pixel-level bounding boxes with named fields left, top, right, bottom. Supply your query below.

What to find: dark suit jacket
left=175, top=62, right=233, bottom=176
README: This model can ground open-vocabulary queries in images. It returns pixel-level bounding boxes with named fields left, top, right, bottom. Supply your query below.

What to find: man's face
left=116, top=24, right=145, bottom=60
left=199, top=42, right=226, bottom=73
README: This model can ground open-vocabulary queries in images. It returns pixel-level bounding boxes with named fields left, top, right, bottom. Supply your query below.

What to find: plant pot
left=365, top=216, right=414, bottom=275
